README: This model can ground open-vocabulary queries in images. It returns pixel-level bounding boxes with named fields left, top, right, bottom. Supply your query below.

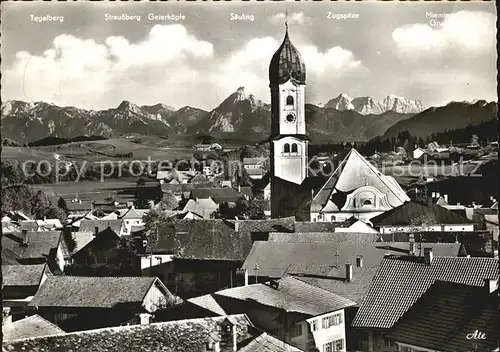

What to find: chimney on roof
left=428, top=195, right=433, bottom=207
left=424, top=247, right=433, bottom=265
left=234, top=220, right=239, bottom=232
left=444, top=194, right=449, bottom=203
left=485, top=279, right=498, bottom=293
left=94, top=226, right=99, bottom=237
left=345, top=263, right=353, bottom=282
left=409, top=233, right=415, bottom=255
left=356, top=255, right=363, bottom=268
left=432, top=192, right=436, bottom=198
left=2, top=311, right=12, bottom=326
left=138, top=313, right=152, bottom=325
left=21, top=229, right=29, bottom=246
left=220, top=317, right=237, bottom=352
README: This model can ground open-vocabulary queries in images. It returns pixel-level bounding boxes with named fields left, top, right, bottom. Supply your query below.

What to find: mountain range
left=1, top=88, right=496, bottom=145
left=324, top=93, right=425, bottom=114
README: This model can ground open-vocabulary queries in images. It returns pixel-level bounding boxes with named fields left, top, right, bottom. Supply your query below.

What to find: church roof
left=311, top=148, right=410, bottom=212
left=269, top=27, right=306, bottom=85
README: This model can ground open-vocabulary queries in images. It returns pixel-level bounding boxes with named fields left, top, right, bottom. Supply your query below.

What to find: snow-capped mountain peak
left=325, top=93, right=425, bottom=114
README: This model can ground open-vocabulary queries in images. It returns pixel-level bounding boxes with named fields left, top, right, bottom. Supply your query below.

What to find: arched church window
left=291, top=143, right=298, bottom=153
left=284, top=143, right=290, bottom=153
left=286, top=95, right=294, bottom=106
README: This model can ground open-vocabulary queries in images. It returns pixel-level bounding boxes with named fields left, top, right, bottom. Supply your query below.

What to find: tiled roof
left=2, top=232, right=61, bottom=260
left=294, top=221, right=351, bottom=232
left=2, top=264, right=49, bottom=287
left=246, top=168, right=265, bottom=176
left=187, top=294, right=227, bottom=316
left=239, top=332, right=304, bottom=352
left=147, top=219, right=253, bottom=261
left=29, top=276, right=169, bottom=308
left=69, top=231, right=95, bottom=254
left=235, top=217, right=295, bottom=234
left=238, top=186, right=254, bottom=199
left=352, top=256, right=499, bottom=329
left=120, top=207, right=149, bottom=220
left=182, top=198, right=219, bottom=219
left=385, top=281, right=499, bottom=352
left=191, top=187, right=242, bottom=204
left=1, top=248, right=20, bottom=265
left=3, top=315, right=253, bottom=352
left=371, top=201, right=474, bottom=226
left=66, top=200, right=94, bottom=212
left=242, top=242, right=464, bottom=278
left=216, top=276, right=356, bottom=317
left=484, top=214, right=499, bottom=225
left=78, top=219, right=124, bottom=234
left=311, top=148, right=410, bottom=212
left=243, top=158, right=267, bottom=165
left=160, top=181, right=214, bottom=194
left=20, top=221, right=39, bottom=231
left=294, top=267, right=379, bottom=305
left=268, top=232, right=380, bottom=244
left=2, top=315, right=66, bottom=341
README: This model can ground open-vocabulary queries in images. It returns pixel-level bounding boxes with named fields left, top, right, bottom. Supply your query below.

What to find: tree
left=212, top=198, right=265, bottom=220
left=136, top=178, right=146, bottom=187
left=143, top=210, right=174, bottom=252
left=470, top=134, right=480, bottom=147
left=159, top=191, right=178, bottom=210
left=41, top=205, right=66, bottom=221
left=57, top=197, right=68, bottom=213
left=31, top=190, right=51, bottom=218
left=134, top=196, right=150, bottom=209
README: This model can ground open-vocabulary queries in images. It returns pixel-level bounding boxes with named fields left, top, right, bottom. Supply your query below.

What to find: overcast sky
left=1, top=2, right=497, bottom=111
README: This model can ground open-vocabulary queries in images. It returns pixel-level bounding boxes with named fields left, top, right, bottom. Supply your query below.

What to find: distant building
left=194, top=143, right=222, bottom=151
left=412, top=147, right=426, bottom=160
left=371, top=200, right=476, bottom=234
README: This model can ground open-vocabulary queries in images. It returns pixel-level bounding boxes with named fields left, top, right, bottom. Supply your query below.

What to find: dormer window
left=363, top=199, right=372, bottom=206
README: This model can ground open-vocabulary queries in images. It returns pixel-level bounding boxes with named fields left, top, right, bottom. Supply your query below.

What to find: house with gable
left=351, top=254, right=499, bottom=352
left=310, top=148, right=410, bottom=223
left=138, top=218, right=296, bottom=297
left=78, top=219, right=128, bottom=237
left=370, top=200, right=476, bottom=234
left=69, top=226, right=138, bottom=275
left=1, top=230, right=66, bottom=272
left=2, top=264, right=52, bottom=320
left=242, top=240, right=465, bottom=284
left=213, top=276, right=356, bottom=352
left=385, top=280, right=498, bottom=352
left=28, top=276, right=174, bottom=331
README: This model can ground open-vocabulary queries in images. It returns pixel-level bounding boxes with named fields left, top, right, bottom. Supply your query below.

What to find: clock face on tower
left=286, top=113, right=296, bottom=123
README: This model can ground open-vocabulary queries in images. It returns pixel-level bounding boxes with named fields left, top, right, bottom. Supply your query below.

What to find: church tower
left=268, top=24, right=310, bottom=220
